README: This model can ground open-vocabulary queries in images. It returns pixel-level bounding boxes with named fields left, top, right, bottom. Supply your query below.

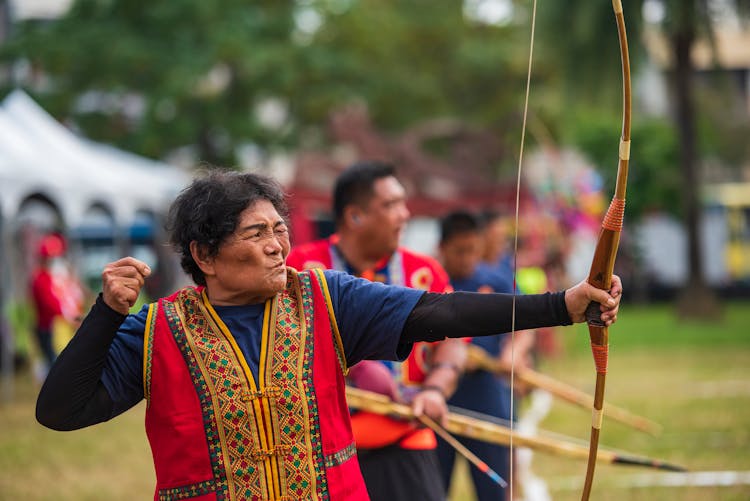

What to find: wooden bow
left=580, top=1, right=632, bottom=499
left=466, top=345, right=660, bottom=435
left=345, top=386, right=684, bottom=472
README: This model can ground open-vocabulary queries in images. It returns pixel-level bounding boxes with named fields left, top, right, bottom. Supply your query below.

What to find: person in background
left=36, top=169, right=623, bottom=500
left=436, top=211, right=534, bottom=501
left=482, top=208, right=564, bottom=360
left=480, top=209, right=514, bottom=284
left=287, top=161, right=468, bottom=501
left=29, top=233, right=65, bottom=373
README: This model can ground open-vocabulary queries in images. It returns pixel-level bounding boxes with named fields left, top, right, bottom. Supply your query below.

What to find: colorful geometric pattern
left=157, top=479, right=216, bottom=500
left=266, top=270, right=325, bottom=499
left=165, top=290, right=247, bottom=500
left=297, top=271, right=330, bottom=499
left=323, top=443, right=357, bottom=469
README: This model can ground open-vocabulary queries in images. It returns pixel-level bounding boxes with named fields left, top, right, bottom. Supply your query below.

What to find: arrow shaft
left=418, top=414, right=508, bottom=488
left=344, top=387, right=685, bottom=472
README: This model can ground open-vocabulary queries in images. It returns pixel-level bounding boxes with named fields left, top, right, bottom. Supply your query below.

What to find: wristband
left=421, top=385, right=447, bottom=399
left=430, top=361, right=462, bottom=376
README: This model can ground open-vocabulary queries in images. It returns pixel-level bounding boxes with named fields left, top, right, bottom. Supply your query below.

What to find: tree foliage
left=569, top=112, right=680, bottom=220
left=536, top=0, right=749, bottom=210
left=2, top=1, right=306, bottom=164
left=536, top=0, right=750, bottom=313
left=1, top=0, right=534, bottom=170
left=535, top=0, right=645, bottom=111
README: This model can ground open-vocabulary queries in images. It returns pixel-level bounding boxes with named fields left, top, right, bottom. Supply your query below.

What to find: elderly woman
left=37, top=170, right=621, bottom=501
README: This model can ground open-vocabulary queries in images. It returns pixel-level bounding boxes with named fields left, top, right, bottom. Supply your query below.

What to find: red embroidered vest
left=142, top=268, right=368, bottom=500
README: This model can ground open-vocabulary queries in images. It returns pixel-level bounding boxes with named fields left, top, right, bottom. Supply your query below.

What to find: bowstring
left=510, top=0, right=537, bottom=498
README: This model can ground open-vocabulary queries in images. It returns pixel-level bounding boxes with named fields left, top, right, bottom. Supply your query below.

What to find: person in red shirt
left=29, top=234, right=67, bottom=369
left=287, top=161, right=467, bottom=501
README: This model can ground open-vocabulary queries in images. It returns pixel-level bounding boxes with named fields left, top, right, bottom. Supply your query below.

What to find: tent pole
left=0, top=212, right=15, bottom=403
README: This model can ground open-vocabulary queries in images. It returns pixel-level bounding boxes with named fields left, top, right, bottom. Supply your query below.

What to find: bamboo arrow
left=345, top=386, right=685, bottom=472
left=418, top=414, right=508, bottom=488
left=466, top=345, right=662, bottom=435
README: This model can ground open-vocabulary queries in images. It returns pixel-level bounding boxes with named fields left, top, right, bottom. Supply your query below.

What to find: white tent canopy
left=0, top=104, right=90, bottom=226
left=0, top=90, right=190, bottom=228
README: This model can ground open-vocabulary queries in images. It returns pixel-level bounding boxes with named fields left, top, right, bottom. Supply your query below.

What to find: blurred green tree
left=570, top=112, right=680, bottom=221
left=0, top=0, right=531, bottom=173
left=1, top=1, right=306, bottom=164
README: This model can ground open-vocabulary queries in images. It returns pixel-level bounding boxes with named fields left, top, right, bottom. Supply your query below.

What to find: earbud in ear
left=352, top=215, right=360, bottom=225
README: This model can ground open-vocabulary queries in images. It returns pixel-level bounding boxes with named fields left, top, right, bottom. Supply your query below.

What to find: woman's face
left=194, top=199, right=291, bottom=305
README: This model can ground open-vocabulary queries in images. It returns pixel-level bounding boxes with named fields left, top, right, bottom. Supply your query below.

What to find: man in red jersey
left=287, top=161, right=467, bottom=501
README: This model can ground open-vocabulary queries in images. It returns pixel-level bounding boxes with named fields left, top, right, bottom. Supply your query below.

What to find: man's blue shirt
left=447, top=264, right=514, bottom=419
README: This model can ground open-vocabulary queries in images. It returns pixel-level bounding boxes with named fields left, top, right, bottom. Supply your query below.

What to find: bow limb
left=580, top=1, right=632, bottom=499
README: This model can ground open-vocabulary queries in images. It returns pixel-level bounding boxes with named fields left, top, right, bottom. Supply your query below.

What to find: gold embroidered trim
left=143, top=302, right=157, bottom=404
left=310, top=268, right=348, bottom=375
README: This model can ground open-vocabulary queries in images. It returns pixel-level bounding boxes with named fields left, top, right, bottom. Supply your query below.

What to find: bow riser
left=588, top=227, right=623, bottom=291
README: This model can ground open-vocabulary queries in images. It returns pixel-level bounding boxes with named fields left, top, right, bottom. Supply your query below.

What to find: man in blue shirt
left=436, top=210, right=535, bottom=500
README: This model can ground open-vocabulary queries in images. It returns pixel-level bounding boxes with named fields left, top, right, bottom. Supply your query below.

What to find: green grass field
left=450, top=301, right=750, bottom=500
left=1, top=302, right=748, bottom=500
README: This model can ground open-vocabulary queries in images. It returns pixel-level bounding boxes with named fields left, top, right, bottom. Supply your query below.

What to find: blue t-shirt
left=450, top=263, right=513, bottom=357
left=484, top=254, right=514, bottom=286
left=448, top=264, right=514, bottom=420
left=102, top=270, right=423, bottom=416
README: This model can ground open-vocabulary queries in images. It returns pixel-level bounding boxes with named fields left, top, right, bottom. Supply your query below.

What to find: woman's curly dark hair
left=166, top=169, right=289, bottom=286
